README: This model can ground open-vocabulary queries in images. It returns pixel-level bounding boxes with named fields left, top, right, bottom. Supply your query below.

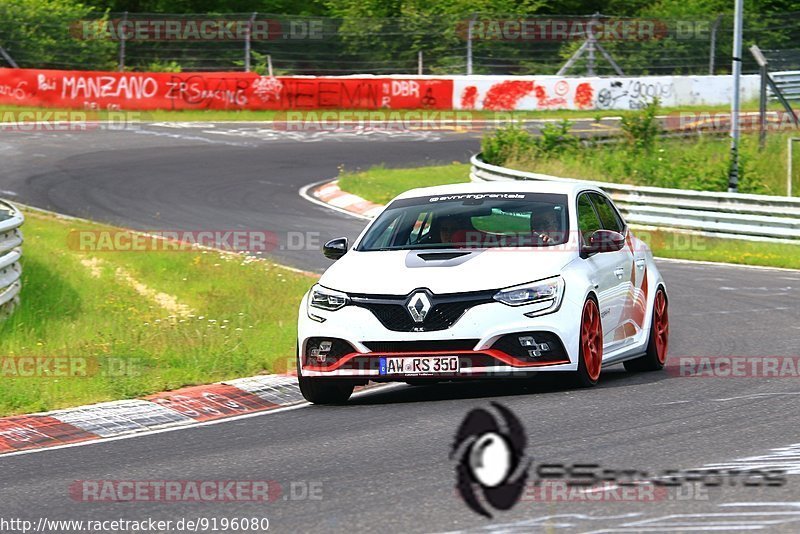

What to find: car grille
left=362, top=339, right=480, bottom=353
left=350, top=290, right=495, bottom=332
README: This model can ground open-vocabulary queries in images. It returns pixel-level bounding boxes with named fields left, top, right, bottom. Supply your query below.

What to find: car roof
left=393, top=179, right=603, bottom=201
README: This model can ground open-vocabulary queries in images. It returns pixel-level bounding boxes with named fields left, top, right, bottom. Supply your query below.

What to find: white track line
left=298, top=179, right=373, bottom=221
left=652, top=257, right=800, bottom=273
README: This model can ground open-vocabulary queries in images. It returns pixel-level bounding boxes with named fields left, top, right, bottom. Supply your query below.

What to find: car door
left=588, top=192, right=636, bottom=348
left=576, top=192, right=621, bottom=349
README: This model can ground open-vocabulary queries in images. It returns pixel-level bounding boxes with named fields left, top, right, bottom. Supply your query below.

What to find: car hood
left=318, top=248, right=576, bottom=295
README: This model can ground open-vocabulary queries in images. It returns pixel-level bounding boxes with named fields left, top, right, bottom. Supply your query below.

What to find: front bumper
left=298, top=292, right=582, bottom=379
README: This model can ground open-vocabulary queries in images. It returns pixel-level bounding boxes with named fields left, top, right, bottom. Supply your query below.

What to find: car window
left=357, top=193, right=570, bottom=250
left=577, top=193, right=602, bottom=243
left=408, top=212, right=433, bottom=244
left=368, top=214, right=401, bottom=249
left=471, top=207, right=537, bottom=235
left=589, top=193, right=624, bottom=233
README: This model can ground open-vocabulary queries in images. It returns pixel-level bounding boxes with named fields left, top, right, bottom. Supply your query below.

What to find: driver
left=435, top=215, right=475, bottom=246
left=530, top=209, right=562, bottom=243
left=438, top=217, right=461, bottom=244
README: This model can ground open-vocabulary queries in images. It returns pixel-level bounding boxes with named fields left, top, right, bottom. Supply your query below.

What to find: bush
left=143, top=60, right=182, bottom=73
left=481, top=122, right=534, bottom=165
left=0, top=0, right=117, bottom=70
left=535, top=119, right=579, bottom=156
left=619, top=99, right=662, bottom=152
left=481, top=120, right=578, bottom=166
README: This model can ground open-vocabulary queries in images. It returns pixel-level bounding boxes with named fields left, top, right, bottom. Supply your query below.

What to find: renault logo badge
left=407, top=292, right=432, bottom=323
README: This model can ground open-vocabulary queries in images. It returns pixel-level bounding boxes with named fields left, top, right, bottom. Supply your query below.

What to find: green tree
left=0, top=0, right=116, bottom=69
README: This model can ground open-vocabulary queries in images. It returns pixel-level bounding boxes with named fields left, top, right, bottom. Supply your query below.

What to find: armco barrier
left=771, top=70, right=800, bottom=101
left=470, top=154, right=800, bottom=243
left=0, top=201, right=23, bottom=317
left=0, top=68, right=758, bottom=111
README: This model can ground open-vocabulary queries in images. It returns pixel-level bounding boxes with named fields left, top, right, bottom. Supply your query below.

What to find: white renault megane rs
left=297, top=181, right=668, bottom=404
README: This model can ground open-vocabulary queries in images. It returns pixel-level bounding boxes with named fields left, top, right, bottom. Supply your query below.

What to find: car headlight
left=493, top=276, right=565, bottom=315
left=307, top=284, right=349, bottom=321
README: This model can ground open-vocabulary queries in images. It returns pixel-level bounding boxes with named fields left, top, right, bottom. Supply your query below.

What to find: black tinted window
left=589, top=193, right=624, bottom=233
left=577, top=194, right=602, bottom=243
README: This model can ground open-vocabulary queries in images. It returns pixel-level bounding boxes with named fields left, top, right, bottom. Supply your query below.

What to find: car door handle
left=613, top=267, right=625, bottom=279
left=635, top=258, right=646, bottom=270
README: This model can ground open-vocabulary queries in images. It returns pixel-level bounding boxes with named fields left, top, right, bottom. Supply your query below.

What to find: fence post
left=0, top=46, right=18, bottom=68
left=586, top=14, right=599, bottom=76
left=466, top=14, right=476, bottom=75
left=728, top=0, right=744, bottom=193
left=759, top=63, right=768, bottom=149
left=709, top=14, right=723, bottom=75
left=750, top=45, right=771, bottom=151
left=118, top=11, right=127, bottom=72
left=244, top=12, right=257, bottom=72
left=418, top=50, right=423, bottom=75
left=789, top=138, right=798, bottom=197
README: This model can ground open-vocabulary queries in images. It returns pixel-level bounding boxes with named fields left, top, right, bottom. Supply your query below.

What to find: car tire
left=296, top=356, right=354, bottom=405
left=575, top=296, right=603, bottom=387
left=624, top=287, right=669, bottom=372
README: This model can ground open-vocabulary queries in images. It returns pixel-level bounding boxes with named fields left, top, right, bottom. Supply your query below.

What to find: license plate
left=379, top=356, right=460, bottom=375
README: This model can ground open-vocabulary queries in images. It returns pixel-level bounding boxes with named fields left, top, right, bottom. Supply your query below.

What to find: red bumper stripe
left=304, top=349, right=569, bottom=372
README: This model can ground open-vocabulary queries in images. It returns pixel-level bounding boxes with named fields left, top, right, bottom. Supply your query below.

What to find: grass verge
left=338, top=163, right=469, bottom=205
left=0, top=209, right=315, bottom=416
left=336, top=164, right=800, bottom=269
left=506, top=132, right=799, bottom=196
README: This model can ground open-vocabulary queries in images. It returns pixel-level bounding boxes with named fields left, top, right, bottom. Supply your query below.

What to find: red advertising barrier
left=0, top=68, right=453, bottom=111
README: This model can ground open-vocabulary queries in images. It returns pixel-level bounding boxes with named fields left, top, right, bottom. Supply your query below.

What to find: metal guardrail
left=0, top=200, right=23, bottom=318
left=771, top=70, right=800, bottom=101
left=470, top=154, right=800, bottom=243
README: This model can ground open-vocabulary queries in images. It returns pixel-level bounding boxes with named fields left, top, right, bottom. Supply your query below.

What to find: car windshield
left=357, top=192, right=570, bottom=251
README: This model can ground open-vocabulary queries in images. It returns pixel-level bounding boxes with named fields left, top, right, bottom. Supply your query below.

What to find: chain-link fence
left=1, top=12, right=799, bottom=75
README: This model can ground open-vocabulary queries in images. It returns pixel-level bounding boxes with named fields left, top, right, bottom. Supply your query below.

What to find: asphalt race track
left=2, top=122, right=800, bottom=533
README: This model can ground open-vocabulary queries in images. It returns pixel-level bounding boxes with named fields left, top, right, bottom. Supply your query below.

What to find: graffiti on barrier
left=165, top=75, right=250, bottom=108
left=597, top=79, right=674, bottom=110
left=0, top=68, right=758, bottom=112
left=0, top=68, right=454, bottom=111
left=252, top=76, right=283, bottom=103
left=0, top=81, right=34, bottom=101
left=458, top=79, right=596, bottom=111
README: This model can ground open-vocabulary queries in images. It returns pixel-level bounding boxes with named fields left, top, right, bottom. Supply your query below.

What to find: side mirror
left=323, top=237, right=348, bottom=260
left=582, top=229, right=625, bottom=257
